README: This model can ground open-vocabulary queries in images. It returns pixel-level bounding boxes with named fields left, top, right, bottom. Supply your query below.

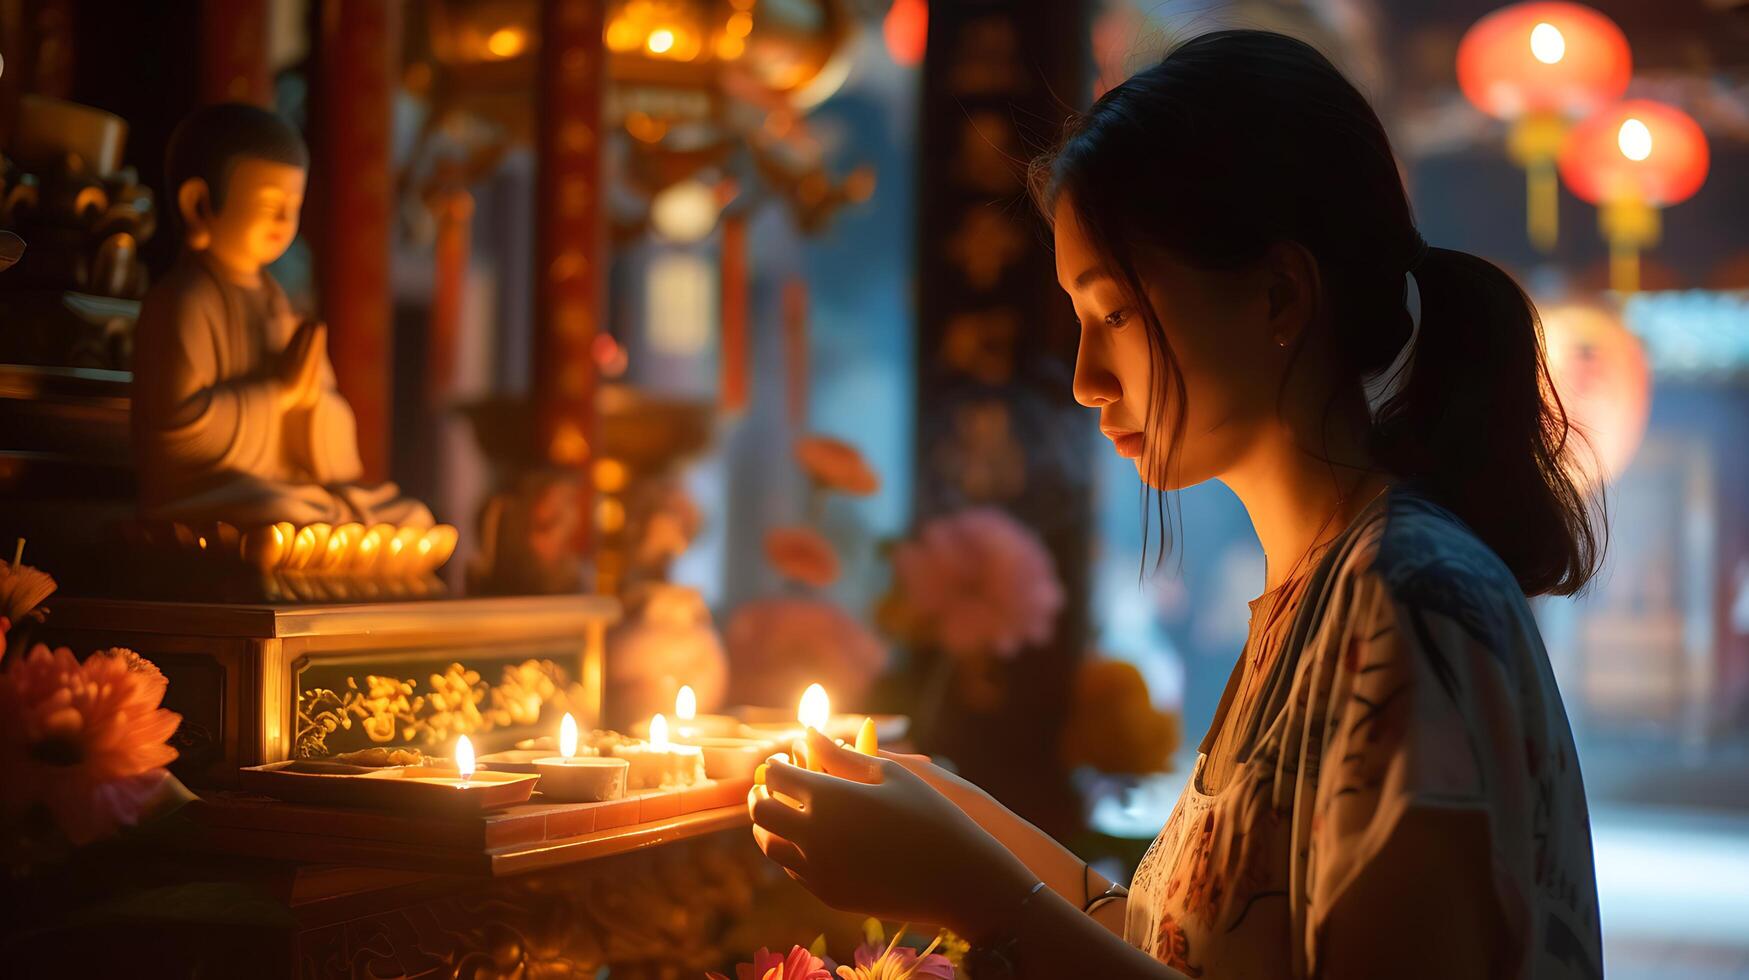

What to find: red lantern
left=1458, top=2, right=1631, bottom=119
left=883, top=0, right=927, bottom=68
left=1559, top=99, right=1709, bottom=208
left=1539, top=301, right=1650, bottom=484
left=1559, top=99, right=1710, bottom=292
left=1457, top=2, right=1631, bottom=250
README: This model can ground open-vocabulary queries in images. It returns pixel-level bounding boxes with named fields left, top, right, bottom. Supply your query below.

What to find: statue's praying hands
left=275, top=320, right=326, bottom=414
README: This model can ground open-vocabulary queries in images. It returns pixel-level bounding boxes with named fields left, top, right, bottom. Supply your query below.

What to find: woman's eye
left=1104, top=309, right=1130, bottom=327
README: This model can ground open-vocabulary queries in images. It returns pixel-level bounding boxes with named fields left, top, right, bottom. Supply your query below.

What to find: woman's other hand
left=747, top=728, right=1036, bottom=936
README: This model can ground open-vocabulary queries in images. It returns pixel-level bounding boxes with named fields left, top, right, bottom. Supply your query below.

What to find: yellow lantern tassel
left=1609, top=241, right=1640, bottom=295
left=1600, top=196, right=1659, bottom=295
left=1527, top=159, right=1559, bottom=253
left=1509, top=112, right=1568, bottom=252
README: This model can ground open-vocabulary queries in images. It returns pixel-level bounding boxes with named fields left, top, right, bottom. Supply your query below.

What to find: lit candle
left=610, top=713, right=706, bottom=790
left=534, top=712, right=629, bottom=802
left=796, top=683, right=830, bottom=771
left=798, top=683, right=830, bottom=730
left=392, top=732, right=541, bottom=802
left=855, top=716, right=879, bottom=756
left=673, top=684, right=740, bottom=738
left=457, top=735, right=475, bottom=785
left=672, top=694, right=769, bottom=780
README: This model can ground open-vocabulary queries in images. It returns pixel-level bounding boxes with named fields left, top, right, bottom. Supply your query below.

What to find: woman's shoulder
left=1335, top=486, right=1532, bottom=655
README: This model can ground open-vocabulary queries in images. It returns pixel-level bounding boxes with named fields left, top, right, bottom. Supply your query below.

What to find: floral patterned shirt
left=1125, top=488, right=1602, bottom=979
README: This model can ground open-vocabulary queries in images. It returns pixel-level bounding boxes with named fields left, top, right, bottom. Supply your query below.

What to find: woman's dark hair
left=1031, top=30, right=1602, bottom=596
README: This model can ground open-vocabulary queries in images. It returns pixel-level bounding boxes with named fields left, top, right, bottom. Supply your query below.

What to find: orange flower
left=795, top=435, right=880, bottom=496
left=0, top=558, right=55, bottom=625
left=764, top=526, right=841, bottom=588
left=0, top=645, right=181, bottom=844
left=1059, top=658, right=1178, bottom=775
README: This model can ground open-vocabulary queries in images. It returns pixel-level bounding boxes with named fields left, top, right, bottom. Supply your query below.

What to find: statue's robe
left=132, top=251, right=432, bottom=528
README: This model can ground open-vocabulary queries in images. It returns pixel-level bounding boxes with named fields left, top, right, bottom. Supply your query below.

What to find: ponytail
left=1373, top=247, right=1603, bottom=595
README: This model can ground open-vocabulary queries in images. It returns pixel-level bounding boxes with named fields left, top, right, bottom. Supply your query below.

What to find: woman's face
left=1054, top=195, right=1295, bottom=491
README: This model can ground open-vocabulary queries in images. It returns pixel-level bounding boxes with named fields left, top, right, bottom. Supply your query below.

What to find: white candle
left=534, top=712, right=630, bottom=801
left=673, top=734, right=768, bottom=780
left=610, top=713, right=706, bottom=790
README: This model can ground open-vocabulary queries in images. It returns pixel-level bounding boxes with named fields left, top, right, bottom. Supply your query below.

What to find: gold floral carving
left=295, top=658, right=590, bottom=757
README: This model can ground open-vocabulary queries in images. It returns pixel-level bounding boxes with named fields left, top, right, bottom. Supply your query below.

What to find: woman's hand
left=747, top=729, right=1036, bottom=937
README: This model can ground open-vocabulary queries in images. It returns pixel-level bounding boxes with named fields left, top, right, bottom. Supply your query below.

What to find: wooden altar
left=3, top=794, right=784, bottom=979
left=34, top=595, right=618, bottom=786
left=7, top=590, right=825, bottom=978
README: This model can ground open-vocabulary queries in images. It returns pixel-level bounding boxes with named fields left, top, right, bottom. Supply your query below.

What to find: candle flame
left=676, top=684, right=697, bottom=721
left=798, top=683, right=830, bottom=732
left=560, top=712, right=579, bottom=759
left=856, top=716, right=879, bottom=756
left=456, top=735, right=475, bottom=780
left=651, top=713, right=670, bottom=749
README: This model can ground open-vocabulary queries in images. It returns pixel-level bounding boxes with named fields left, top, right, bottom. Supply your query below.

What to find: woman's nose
left=1073, top=336, right=1119, bottom=408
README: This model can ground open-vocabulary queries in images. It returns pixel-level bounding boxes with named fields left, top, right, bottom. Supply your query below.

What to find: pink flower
left=726, top=597, right=888, bottom=709
left=796, top=435, right=880, bottom=496
left=708, top=945, right=833, bottom=980
left=0, top=645, right=181, bottom=844
left=842, top=942, right=955, bottom=980
left=889, top=508, right=1064, bottom=660
left=764, top=526, right=841, bottom=588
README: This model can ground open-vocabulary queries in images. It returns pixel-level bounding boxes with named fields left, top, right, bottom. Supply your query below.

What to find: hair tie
left=1407, top=232, right=1430, bottom=272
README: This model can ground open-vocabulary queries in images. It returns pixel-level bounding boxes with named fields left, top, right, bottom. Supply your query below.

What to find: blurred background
left=0, top=0, right=1745, bottom=976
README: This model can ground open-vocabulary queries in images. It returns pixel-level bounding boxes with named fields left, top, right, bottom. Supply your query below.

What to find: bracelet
left=1083, top=881, right=1129, bottom=916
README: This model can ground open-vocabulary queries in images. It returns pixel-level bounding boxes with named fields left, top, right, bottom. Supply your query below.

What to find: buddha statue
left=132, top=104, right=432, bottom=529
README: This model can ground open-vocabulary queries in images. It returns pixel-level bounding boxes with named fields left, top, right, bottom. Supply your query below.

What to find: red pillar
left=200, top=0, right=271, bottom=106
left=533, top=0, right=606, bottom=557
left=427, top=169, right=473, bottom=412
left=719, top=213, right=749, bottom=414
left=309, top=0, right=399, bottom=482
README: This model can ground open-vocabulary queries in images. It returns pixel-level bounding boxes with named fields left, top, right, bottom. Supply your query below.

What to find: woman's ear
left=1264, top=240, right=1320, bottom=349
left=177, top=178, right=214, bottom=251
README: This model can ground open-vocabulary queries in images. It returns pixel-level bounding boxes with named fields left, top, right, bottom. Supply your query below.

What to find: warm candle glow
left=647, top=28, right=675, bottom=54
left=560, top=712, right=579, bottom=759
left=676, top=685, right=697, bottom=721
left=651, top=713, right=670, bottom=749
left=456, top=735, right=475, bottom=782
left=798, top=683, right=830, bottom=731
left=856, top=716, right=879, bottom=756
left=1529, top=22, right=1564, bottom=65
left=1618, top=118, right=1652, bottom=161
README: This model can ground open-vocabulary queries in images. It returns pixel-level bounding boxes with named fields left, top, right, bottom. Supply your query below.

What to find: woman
left=750, top=30, right=1604, bottom=979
